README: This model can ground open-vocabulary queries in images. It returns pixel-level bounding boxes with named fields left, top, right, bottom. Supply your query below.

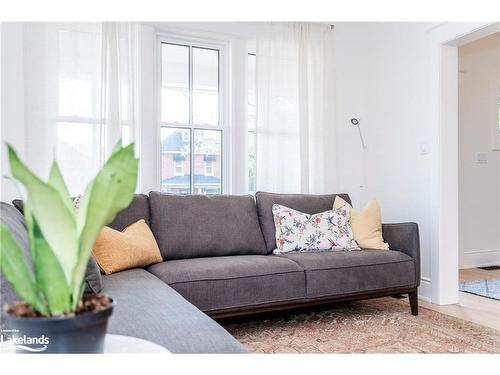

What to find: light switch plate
left=475, top=152, right=488, bottom=164
left=419, top=142, right=429, bottom=155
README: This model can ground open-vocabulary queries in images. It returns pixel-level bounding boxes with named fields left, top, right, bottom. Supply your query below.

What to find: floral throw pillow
left=272, top=204, right=360, bottom=254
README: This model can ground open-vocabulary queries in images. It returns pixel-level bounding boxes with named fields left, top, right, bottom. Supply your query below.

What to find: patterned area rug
left=221, top=297, right=500, bottom=353
left=459, top=279, right=500, bottom=301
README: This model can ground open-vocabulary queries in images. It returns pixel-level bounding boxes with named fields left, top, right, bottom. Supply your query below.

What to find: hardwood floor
left=418, top=267, right=500, bottom=331
left=459, top=267, right=500, bottom=281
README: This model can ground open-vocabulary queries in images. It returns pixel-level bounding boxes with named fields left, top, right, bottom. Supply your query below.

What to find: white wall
left=458, top=33, right=500, bottom=268
left=332, top=23, right=436, bottom=299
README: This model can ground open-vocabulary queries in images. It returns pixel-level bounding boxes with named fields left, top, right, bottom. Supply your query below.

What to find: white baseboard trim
left=418, top=277, right=432, bottom=302
left=460, top=248, right=500, bottom=269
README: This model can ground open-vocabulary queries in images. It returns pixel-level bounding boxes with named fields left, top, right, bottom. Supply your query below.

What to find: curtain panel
left=22, top=22, right=140, bottom=196
left=255, top=22, right=335, bottom=194
left=100, top=22, right=140, bottom=157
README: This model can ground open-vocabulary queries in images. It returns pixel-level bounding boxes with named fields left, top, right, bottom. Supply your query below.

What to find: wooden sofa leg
left=408, top=289, right=418, bottom=316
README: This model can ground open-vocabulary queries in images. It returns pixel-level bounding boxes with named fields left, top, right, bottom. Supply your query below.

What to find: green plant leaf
left=72, top=143, right=138, bottom=307
left=0, top=225, right=48, bottom=315
left=32, top=218, right=72, bottom=316
left=76, top=179, right=94, bottom=236
left=7, top=144, right=79, bottom=287
left=47, top=161, right=74, bottom=216
left=76, top=141, right=122, bottom=235
left=23, top=201, right=36, bottom=259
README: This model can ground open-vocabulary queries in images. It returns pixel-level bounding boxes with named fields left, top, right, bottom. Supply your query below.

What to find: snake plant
left=0, top=142, right=138, bottom=316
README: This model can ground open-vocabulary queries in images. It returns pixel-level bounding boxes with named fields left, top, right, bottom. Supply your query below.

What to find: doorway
left=429, top=22, right=500, bottom=306
left=458, top=32, right=500, bottom=304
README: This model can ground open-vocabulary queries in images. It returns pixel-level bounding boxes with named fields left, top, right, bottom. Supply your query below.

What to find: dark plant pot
left=4, top=298, right=115, bottom=354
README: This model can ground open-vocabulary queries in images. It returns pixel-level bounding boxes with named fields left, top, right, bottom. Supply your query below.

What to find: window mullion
left=189, top=46, right=194, bottom=194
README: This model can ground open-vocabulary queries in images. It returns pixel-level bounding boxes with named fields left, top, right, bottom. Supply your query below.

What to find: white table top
left=104, top=334, right=170, bottom=353
left=0, top=333, right=169, bottom=354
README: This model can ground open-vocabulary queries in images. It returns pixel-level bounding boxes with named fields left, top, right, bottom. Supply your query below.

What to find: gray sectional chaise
left=1, top=191, right=420, bottom=353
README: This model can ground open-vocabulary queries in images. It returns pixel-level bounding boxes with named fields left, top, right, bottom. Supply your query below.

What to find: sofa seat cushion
left=102, top=269, right=246, bottom=353
left=149, top=192, right=267, bottom=260
left=147, top=255, right=306, bottom=312
left=281, top=250, right=416, bottom=299
left=255, top=192, right=352, bottom=253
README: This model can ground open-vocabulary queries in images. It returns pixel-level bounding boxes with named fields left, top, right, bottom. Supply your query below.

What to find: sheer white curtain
left=255, top=22, right=335, bottom=194
left=22, top=22, right=139, bottom=195
left=100, top=22, right=139, bottom=156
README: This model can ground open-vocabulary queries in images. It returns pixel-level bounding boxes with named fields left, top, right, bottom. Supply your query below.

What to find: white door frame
left=429, top=22, right=499, bottom=304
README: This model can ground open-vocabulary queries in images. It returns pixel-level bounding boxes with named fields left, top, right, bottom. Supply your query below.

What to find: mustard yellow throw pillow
left=333, top=196, right=388, bottom=250
left=92, top=219, right=163, bottom=275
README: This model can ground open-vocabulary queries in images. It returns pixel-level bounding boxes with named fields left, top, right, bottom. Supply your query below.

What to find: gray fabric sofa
left=147, top=192, right=419, bottom=318
left=1, top=191, right=420, bottom=353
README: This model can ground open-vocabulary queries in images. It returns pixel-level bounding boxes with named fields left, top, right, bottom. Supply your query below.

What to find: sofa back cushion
left=108, top=194, right=150, bottom=231
left=149, top=192, right=267, bottom=260
left=255, top=191, right=352, bottom=253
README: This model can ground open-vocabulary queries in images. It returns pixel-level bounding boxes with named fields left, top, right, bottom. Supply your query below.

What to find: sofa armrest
left=382, top=222, right=420, bottom=286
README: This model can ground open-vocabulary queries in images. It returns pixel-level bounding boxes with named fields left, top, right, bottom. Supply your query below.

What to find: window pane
left=247, top=54, right=256, bottom=131
left=248, top=131, right=256, bottom=193
left=161, top=127, right=191, bottom=194
left=193, top=48, right=219, bottom=126
left=56, top=122, right=100, bottom=195
left=194, top=129, right=222, bottom=194
left=161, top=44, right=189, bottom=124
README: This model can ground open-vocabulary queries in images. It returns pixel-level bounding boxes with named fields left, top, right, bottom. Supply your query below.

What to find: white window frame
left=156, top=32, right=230, bottom=194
